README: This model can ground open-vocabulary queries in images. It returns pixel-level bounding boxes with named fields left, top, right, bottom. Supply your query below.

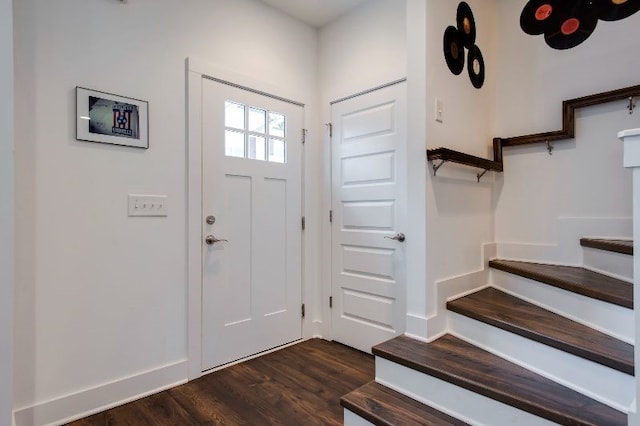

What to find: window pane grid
left=224, top=99, right=287, bottom=164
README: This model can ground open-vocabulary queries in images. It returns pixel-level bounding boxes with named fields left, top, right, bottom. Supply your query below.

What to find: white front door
left=331, top=82, right=407, bottom=353
left=201, top=78, right=303, bottom=370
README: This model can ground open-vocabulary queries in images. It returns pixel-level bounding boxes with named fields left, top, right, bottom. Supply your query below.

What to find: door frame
left=186, top=58, right=310, bottom=380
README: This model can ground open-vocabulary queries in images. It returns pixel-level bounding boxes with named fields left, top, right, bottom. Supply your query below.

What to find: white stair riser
left=375, top=357, right=556, bottom=426
left=449, top=312, right=634, bottom=412
left=492, top=269, right=634, bottom=344
left=582, top=247, right=633, bottom=282
left=343, top=409, right=375, bottom=426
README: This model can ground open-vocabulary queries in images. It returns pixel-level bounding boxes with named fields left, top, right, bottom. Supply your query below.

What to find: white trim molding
left=13, top=360, right=188, bottom=426
left=618, top=128, right=640, bottom=426
left=186, top=57, right=313, bottom=380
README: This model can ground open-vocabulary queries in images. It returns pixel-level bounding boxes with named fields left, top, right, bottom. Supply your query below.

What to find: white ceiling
left=259, top=0, right=371, bottom=28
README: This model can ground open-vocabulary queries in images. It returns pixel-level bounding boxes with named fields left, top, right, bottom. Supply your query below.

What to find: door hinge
left=329, top=210, right=333, bottom=223
left=329, top=296, right=333, bottom=308
left=302, top=216, right=306, bottom=230
left=301, top=303, right=306, bottom=318
left=326, top=123, right=333, bottom=138
left=302, top=128, right=308, bottom=144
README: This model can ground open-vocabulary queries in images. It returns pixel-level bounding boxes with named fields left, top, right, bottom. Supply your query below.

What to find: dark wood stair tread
left=581, top=238, right=633, bottom=256
left=341, top=381, right=468, bottom=426
left=373, top=335, right=627, bottom=426
left=447, top=287, right=634, bottom=375
left=489, top=259, right=633, bottom=308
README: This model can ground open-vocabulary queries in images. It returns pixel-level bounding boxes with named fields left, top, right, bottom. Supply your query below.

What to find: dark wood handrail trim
left=499, top=84, right=640, bottom=148
left=428, top=84, right=639, bottom=180
left=427, top=147, right=503, bottom=172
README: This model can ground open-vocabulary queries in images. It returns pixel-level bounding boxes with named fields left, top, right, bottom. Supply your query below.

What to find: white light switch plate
left=128, top=194, right=168, bottom=217
left=435, top=98, right=443, bottom=123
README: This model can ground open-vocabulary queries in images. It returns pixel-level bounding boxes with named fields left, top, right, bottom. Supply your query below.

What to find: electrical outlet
left=128, top=194, right=168, bottom=217
left=435, top=98, right=443, bottom=123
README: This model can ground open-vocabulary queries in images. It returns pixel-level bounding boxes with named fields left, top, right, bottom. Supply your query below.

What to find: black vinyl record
left=520, top=0, right=558, bottom=35
left=544, top=2, right=599, bottom=49
left=456, top=2, right=477, bottom=48
left=443, top=26, right=465, bottom=75
left=467, top=45, right=485, bottom=89
left=596, top=0, right=640, bottom=21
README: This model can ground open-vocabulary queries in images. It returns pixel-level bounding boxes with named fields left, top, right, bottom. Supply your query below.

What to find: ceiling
left=259, top=0, right=371, bottom=28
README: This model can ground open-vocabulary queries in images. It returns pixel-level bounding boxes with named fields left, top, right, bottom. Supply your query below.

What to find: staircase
left=341, top=238, right=634, bottom=425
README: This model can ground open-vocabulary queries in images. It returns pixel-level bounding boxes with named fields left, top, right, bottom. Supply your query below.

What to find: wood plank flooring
left=67, top=339, right=374, bottom=426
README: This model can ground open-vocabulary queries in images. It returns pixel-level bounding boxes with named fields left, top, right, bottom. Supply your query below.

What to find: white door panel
left=331, top=82, right=407, bottom=353
left=202, top=79, right=302, bottom=370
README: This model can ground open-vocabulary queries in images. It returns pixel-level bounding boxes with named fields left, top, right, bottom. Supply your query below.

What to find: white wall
left=318, top=0, right=408, bottom=337
left=319, top=0, right=407, bottom=103
left=1, top=0, right=14, bottom=424
left=13, top=0, right=317, bottom=423
left=493, top=0, right=640, bottom=246
left=424, top=0, right=498, bottom=330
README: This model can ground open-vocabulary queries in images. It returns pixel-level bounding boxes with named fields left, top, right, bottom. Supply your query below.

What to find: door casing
left=186, top=58, right=311, bottom=380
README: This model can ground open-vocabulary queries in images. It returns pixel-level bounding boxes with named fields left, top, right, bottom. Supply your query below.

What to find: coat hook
left=628, top=97, right=636, bottom=115
left=432, top=160, right=446, bottom=176
left=546, top=140, right=554, bottom=156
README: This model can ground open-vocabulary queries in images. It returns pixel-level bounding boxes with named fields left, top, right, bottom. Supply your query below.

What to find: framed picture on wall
left=76, top=87, right=149, bottom=149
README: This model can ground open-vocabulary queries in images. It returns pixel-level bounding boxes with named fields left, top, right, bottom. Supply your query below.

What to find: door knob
left=385, top=233, right=405, bottom=242
left=205, top=235, right=228, bottom=245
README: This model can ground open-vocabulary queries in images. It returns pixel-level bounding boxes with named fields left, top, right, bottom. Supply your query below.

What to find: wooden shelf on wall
left=427, top=147, right=503, bottom=182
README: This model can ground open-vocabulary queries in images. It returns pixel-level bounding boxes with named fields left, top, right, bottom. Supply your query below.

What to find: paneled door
left=331, top=82, right=407, bottom=353
left=201, top=78, right=303, bottom=370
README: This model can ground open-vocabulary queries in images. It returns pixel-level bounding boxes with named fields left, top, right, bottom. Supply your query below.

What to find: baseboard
left=497, top=217, right=632, bottom=265
left=13, top=360, right=188, bottom=426
left=405, top=313, right=428, bottom=341
left=425, top=243, right=496, bottom=339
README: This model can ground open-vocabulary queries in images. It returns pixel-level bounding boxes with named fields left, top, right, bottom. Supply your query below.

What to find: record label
left=561, top=18, right=580, bottom=34
left=535, top=4, right=553, bottom=20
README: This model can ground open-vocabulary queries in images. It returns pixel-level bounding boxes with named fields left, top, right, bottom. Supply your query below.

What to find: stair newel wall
left=619, top=128, right=640, bottom=426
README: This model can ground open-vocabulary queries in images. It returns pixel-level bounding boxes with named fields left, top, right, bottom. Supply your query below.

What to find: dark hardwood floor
left=67, top=339, right=374, bottom=426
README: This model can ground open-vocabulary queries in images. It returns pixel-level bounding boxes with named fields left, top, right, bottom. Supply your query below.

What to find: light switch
left=128, top=194, right=168, bottom=217
left=435, top=98, right=443, bottom=123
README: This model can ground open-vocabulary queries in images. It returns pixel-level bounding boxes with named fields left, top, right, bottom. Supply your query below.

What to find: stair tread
left=489, top=259, right=633, bottom=308
left=373, top=335, right=627, bottom=426
left=341, top=381, right=468, bottom=426
left=581, top=238, right=633, bottom=256
left=447, top=287, right=634, bottom=375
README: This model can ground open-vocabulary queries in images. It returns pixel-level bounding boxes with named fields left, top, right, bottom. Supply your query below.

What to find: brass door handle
left=205, top=235, right=228, bottom=245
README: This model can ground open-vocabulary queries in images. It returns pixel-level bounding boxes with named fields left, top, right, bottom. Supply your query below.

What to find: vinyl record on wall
left=520, top=0, right=558, bottom=35
left=467, top=45, right=485, bottom=89
left=521, top=0, right=638, bottom=50
left=443, top=26, right=465, bottom=75
left=544, top=2, right=599, bottom=49
left=595, top=0, right=640, bottom=21
left=456, top=1, right=477, bottom=47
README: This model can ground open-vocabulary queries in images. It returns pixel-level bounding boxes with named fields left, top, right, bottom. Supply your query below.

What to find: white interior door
left=201, top=78, right=303, bottom=370
left=331, top=82, right=407, bottom=353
